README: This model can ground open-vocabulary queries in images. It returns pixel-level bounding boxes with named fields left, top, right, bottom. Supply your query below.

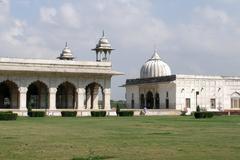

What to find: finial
left=65, top=42, right=68, bottom=47
left=102, top=30, right=105, bottom=37
left=154, top=44, right=158, bottom=53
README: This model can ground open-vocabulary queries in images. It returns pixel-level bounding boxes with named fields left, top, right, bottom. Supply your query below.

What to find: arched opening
left=140, top=94, right=145, bottom=109
left=155, top=93, right=160, bottom=109
left=146, top=91, right=154, bottom=109
left=231, top=92, right=240, bottom=109
left=0, top=80, right=19, bottom=109
left=56, top=82, right=76, bottom=109
left=27, top=81, right=49, bottom=109
left=85, top=82, right=104, bottom=109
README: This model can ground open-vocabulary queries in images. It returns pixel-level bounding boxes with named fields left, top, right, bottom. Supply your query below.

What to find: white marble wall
left=126, top=75, right=240, bottom=111
left=176, top=75, right=240, bottom=111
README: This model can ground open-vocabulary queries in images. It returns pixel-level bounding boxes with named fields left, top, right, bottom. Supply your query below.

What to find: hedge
left=0, top=112, right=18, bottom=121
left=119, top=111, right=134, bottom=117
left=91, top=111, right=106, bottom=117
left=194, top=112, right=214, bottom=119
left=28, top=111, right=45, bottom=117
left=61, top=111, right=77, bottom=117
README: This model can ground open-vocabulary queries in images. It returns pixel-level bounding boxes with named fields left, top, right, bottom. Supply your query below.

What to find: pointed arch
left=146, top=91, right=154, bottom=109
left=27, top=81, right=49, bottom=109
left=56, top=81, right=76, bottom=109
left=0, top=80, right=19, bottom=109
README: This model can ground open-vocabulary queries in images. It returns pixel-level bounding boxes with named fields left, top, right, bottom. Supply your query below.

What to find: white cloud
left=2, top=1, right=240, bottom=99
left=194, top=6, right=230, bottom=24
left=59, top=3, right=80, bottom=28
left=0, top=0, right=10, bottom=24
left=40, top=7, right=57, bottom=24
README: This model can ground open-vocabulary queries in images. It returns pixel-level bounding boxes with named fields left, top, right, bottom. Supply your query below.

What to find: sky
left=1, top=0, right=240, bottom=100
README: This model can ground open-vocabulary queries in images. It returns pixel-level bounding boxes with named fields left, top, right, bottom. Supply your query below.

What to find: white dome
left=95, top=32, right=112, bottom=49
left=140, top=51, right=171, bottom=78
left=58, top=42, right=74, bottom=60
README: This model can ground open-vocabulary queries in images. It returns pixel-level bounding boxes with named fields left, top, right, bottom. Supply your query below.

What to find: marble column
left=86, top=88, right=91, bottom=109
left=92, top=89, right=99, bottom=110
left=49, top=87, right=57, bottom=110
left=104, top=88, right=111, bottom=110
left=18, top=87, right=28, bottom=111
left=77, top=88, right=85, bottom=110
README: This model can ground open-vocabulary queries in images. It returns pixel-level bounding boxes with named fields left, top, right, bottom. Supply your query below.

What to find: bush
left=196, top=105, right=200, bottom=112
left=0, top=112, right=18, bottom=121
left=194, top=112, right=214, bottom=119
left=28, top=111, right=45, bottom=117
left=61, top=111, right=77, bottom=117
left=91, top=111, right=106, bottom=117
left=119, top=111, right=134, bottom=117
left=205, top=112, right=214, bottom=118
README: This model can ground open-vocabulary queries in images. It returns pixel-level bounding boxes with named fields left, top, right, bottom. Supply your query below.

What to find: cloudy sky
left=1, top=0, right=240, bottom=100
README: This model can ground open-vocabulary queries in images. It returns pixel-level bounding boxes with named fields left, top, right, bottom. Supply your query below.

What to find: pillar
left=104, top=88, right=111, bottom=110
left=92, top=89, right=99, bottom=110
left=18, top=87, right=28, bottom=111
left=49, top=87, right=57, bottom=110
left=86, top=88, right=91, bottom=109
left=96, top=52, right=99, bottom=61
left=77, top=88, right=85, bottom=110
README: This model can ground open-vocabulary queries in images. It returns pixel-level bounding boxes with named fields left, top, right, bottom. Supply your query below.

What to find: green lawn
left=0, top=116, right=240, bottom=160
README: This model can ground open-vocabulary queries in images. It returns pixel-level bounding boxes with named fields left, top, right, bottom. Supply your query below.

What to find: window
left=140, top=94, right=145, bottom=109
left=166, top=99, right=169, bottom=109
left=231, top=98, right=240, bottom=108
left=155, top=93, right=160, bottom=109
left=131, top=93, right=134, bottom=108
left=210, top=99, right=216, bottom=109
left=231, top=92, right=240, bottom=108
left=131, top=100, right=134, bottom=109
left=166, top=92, right=169, bottom=98
left=186, top=98, right=191, bottom=108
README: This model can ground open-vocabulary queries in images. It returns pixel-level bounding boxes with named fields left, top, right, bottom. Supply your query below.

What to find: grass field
left=0, top=116, right=240, bottom=160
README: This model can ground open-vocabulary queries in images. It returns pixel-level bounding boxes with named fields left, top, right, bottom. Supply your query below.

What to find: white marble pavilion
left=0, top=32, right=122, bottom=116
left=125, top=50, right=240, bottom=115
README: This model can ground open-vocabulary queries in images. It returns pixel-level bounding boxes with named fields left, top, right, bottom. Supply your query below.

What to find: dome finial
left=65, top=42, right=68, bottom=47
left=154, top=44, right=157, bottom=53
left=151, top=49, right=161, bottom=60
left=102, top=30, right=105, bottom=37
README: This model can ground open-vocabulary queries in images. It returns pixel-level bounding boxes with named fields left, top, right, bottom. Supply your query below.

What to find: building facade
left=0, top=33, right=122, bottom=116
left=125, top=51, right=240, bottom=113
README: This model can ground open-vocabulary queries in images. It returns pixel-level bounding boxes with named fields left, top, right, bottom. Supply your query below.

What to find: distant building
left=124, top=50, right=240, bottom=114
left=0, top=32, right=122, bottom=116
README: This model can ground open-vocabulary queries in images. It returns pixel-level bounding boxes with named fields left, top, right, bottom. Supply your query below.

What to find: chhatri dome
left=94, top=31, right=112, bottom=50
left=92, top=31, right=114, bottom=62
left=58, top=42, right=74, bottom=60
left=140, top=50, right=171, bottom=78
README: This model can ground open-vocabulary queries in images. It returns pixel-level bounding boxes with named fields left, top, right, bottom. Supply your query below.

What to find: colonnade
left=0, top=80, right=111, bottom=111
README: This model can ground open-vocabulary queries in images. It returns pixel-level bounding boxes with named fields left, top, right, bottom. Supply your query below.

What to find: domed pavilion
left=124, top=49, right=240, bottom=115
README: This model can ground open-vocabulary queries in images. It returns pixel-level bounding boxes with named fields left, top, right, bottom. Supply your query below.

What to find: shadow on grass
left=72, top=155, right=114, bottom=160
left=147, top=132, right=172, bottom=135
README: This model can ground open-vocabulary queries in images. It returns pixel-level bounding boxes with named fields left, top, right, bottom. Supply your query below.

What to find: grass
left=0, top=116, right=240, bottom=160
